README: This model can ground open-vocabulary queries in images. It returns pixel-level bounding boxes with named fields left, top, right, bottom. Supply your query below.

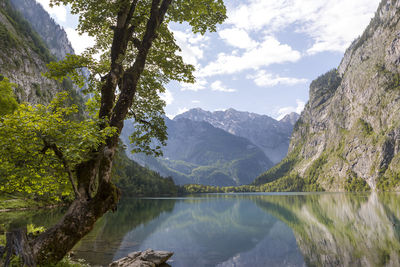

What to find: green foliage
left=0, top=76, right=18, bottom=116
left=358, top=118, right=373, bottom=136
left=351, top=0, right=390, bottom=53
left=259, top=174, right=310, bottom=192
left=0, top=23, right=18, bottom=49
left=46, top=0, right=226, bottom=157
left=310, top=69, right=341, bottom=92
left=253, top=146, right=301, bottom=185
left=344, top=171, right=370, bottom=192
left=0, top=194, right=52, bottom=210
left=377, top=169, right=400, bottom=191
left=49, top=256, right=89, bottom=267
left=303, top=154, right=327, bottom=191
left=179, top=172, right=325, bottom=194
left=112, top=143, right=178, bottom=197
left=309, top=69, right=341, bottom=105
left=376, top=63, right=400, bottom=91
left=44, top=54, right=91, bottom=88
left=0, top=92, right=116, bottom=200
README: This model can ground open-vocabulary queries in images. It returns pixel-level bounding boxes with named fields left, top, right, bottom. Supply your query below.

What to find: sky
left=36, top=0, right=381, bottom=120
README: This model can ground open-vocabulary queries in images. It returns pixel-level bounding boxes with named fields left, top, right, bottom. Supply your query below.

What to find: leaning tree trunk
left=20, top=0, right=174, bottom=265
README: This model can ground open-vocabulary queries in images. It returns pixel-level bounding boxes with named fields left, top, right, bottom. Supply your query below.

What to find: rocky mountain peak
left=279, top=112, right=300, bottom=126
left=176, top=108, right=297, bottom=164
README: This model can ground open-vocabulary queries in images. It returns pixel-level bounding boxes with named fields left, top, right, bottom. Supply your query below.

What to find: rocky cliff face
left=0, top=0, right=62, bottom=103
left=9, top=0, right=74, bottom=60
left=176, top=108, right=298, bottom=164
left=0, top=0, right=76, bottom=104
left=260, top=0, right=400, bottom=191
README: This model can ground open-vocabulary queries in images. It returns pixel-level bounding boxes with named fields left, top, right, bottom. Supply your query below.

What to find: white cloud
left=199, top=36, right=301, bottom=77
left=180, top=78, right=207, bottom=92
left=172, top=30, right=208, bottom=65
left=160, top=89, right=174, bottom=105
left=248, top=70, right=308, bottom=87
left=37, top=0, right=67, bottom=22
left=65, top=28, right=95, bottom=55
left=177, top=107, right=189, bottom=115
left=218, top=28, right=257, bottom=50
left=211, top=81, right=236, bottom=93
left=227, top=0, right=380, bottom=54
left=192, top=100, right=200, bottom=104
left=276, top=99, right=305, bottom=120
left=166, top=107, right=190, bottom=119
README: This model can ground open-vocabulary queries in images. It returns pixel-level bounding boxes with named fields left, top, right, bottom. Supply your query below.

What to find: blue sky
left=37, top=0, right=380, bottom=119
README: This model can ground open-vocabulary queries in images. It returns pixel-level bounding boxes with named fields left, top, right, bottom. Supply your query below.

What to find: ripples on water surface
left=1, top=192, right=400, bottom=266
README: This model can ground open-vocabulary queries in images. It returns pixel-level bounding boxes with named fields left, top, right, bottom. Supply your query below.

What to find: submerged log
left=109, top=249, right=173, bottom=267
left=4, top=228, right=36, bottom=267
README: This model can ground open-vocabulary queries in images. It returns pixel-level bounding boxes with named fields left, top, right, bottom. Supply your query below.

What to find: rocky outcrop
left=258, top=0, right=400, bottom=191
left=109, top=249, right=173, bottom=267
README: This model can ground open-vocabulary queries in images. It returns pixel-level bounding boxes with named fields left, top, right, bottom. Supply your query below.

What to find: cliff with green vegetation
left=254, top=0, right=400, bottom=192
left=0, top=0, right=67, bottom=103
left=9, top=0, right=74, bottom=60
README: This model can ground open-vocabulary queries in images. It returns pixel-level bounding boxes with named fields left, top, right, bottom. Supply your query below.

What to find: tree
left=0, top=76, right=18, bottom=116
left=0, top=92, right=115, bottom=201
left=2, top=0, right=226, bottom=264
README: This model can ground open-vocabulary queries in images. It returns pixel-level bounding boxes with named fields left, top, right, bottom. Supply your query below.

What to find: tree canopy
left=0, top=0, right=227, bottom=264
left=0, top=76, right=18, bottom=116
left=0, top=92, right=116, bottom=200
left=47, top=0, right=226, bottom=156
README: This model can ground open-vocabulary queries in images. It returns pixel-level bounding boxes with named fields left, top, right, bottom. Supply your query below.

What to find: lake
left=1, top=192, right=400, bottom=266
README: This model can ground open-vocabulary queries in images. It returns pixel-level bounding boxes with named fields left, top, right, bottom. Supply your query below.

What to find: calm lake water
left=2, top=193, right=400, bottom=266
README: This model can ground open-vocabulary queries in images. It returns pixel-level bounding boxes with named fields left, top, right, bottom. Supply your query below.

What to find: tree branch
left=109, top=0, right=172, bottom=133
left=130, top=110, right=152, bottom=126
left=42, top=140, right=81, bottom=199
left=98, top=0, right=139, bottom=123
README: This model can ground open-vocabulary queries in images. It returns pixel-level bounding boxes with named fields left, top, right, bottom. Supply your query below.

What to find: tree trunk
left=19, top=0, right=173, bottom=264
left=32, top=169, right=120, bottom=264
left=4, top=228, right=36, bottom=267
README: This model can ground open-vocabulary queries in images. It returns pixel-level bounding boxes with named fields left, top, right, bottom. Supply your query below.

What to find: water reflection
left=2, top=193, right=400, bottom=266
left=73, top=199, right=176, bottom=265
left=113, top=197, right=304, bottom=267
left=254, top=193, right=400, bottom=266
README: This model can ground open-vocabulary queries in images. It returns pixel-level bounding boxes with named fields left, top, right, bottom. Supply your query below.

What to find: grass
left=0, top=194, right=58, bottom=210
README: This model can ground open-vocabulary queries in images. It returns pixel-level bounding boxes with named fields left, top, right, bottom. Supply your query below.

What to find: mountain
left=255, top=0, right=400, bottom=192
left=122, top=117, right=274, bottom=186
left=175, top=108, right=299, bottom=164
left=280, top=112, right=300, bottom=126
left=0, top=0, right=80, bottom=105
left=9, top=0, right=74, bottom=60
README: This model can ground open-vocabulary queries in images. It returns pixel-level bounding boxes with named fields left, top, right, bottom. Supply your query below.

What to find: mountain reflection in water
left=72, top=193, right=400, bottom=266
left=1, top=193, right=400, bottom=266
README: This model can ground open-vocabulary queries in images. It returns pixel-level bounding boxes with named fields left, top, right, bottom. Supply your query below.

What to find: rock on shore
left=109, top=249, right=173, bottom=267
